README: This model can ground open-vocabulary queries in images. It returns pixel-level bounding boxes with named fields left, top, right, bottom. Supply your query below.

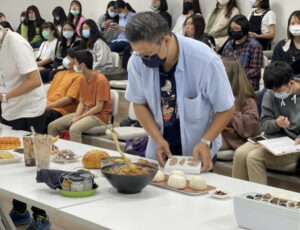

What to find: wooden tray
left=151, top=175, right=216, bottom=196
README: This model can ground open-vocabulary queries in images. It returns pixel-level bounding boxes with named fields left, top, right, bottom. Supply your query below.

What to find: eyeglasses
left=131, top=40, right=163, bottom=61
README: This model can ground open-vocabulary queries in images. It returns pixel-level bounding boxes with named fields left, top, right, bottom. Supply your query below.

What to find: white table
left=0, top=129, right=299, bottom=230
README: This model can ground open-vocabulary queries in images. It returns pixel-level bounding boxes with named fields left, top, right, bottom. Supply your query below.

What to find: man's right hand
left=155, top=138, right=172, bottom=167
left=276, top=116, right=290, bottom=128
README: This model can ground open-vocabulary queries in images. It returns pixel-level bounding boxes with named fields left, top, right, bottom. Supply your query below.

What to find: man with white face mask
left=272, top=10, right=300, bottom=75
left=233, top=61, right=300, bottom=185
left=205, top=0, right=240, bottom=52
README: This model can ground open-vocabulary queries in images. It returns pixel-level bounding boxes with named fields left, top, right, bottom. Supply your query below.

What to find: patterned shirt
left=97, top=15, right=119, bottom=43
left=222, top=35, right=264, bottom=91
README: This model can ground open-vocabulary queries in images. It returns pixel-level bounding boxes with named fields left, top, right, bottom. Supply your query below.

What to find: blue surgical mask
left=151, top=6, right=160, bottom=11
left=118, top=12, right=127, bottom=18
left=63, top=31, right=74, bottom=39
left=62, top=57, right=70, bottom=69
left=108, top=11, right=118, bottom=18
left=29, top=17, right=36, bottom=21
left=82, top=29, right=90, bottom=38
left=74, top=65, right=83, bottom=74
left=70, top=10, right=80, bottom=16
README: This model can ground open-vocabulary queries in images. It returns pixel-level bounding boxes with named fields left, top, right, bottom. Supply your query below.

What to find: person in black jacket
left=151, top=0, right=172, bottom=28
left=272, top=10, right=300, bottom=75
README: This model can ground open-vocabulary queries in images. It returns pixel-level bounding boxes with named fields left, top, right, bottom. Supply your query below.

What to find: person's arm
left=37, top=57, right=52, bottom=67
left=46, top=96, right=75, bottom=109
left=271, top=41, right=283, bottom=62
left=256, top=24, right=276, bottom=39
left=71, top=98, right=85, bottom=124
left=77, top=100, right=104, bottom=120
left=92, top=40, right=108, bottom=71
left=1, top=70, right=41, bottom=101
left=229, top=98, right=259, bottom=138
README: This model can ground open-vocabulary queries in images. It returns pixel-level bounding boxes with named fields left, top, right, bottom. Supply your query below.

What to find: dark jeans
left=12, top=200, right=46, bottom=218
left=108, top=41, right=129, bottom=53
left=44, top=109, right=63, bottom=134
left=122, top=45, right=132, bottom=69
left=1, top=113, right=46, bottom=134
left=40, top=68, right=64, bottom=83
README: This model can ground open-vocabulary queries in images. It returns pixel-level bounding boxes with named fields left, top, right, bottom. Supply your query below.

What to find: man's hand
left=193, top=142, right=213, bottom=172
left=155, top=138, right=172, bottom=167
left=295, top=138, right=300, bottom=146
left=276, top=116, right=290, bottom=128
left=249, top=32, right=259, bottom=38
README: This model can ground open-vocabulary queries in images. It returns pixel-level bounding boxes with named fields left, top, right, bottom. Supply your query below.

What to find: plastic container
left=23, top=135, right=36, bottom=166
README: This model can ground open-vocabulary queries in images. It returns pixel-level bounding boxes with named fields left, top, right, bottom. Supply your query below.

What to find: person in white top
left=248, top=0, right=276, bottom=50
left=0, top=25, right=49, bottom=229
left=36, top=22, right=58, bottom=70
left=172, top=0, right=202, bottom=35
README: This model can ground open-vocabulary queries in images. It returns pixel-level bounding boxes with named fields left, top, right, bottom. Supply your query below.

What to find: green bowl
left=59, top=187, right=98, bottom=197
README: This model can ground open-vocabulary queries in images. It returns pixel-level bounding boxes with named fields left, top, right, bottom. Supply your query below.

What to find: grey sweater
left=260, top=78, right=300, bottom=139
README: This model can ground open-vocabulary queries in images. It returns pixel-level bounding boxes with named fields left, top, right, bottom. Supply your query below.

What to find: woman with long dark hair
left=205, top=0, right=239, bottom=52
left=68, top=0, right=85, bottom=36
left=248, top=0, right=276, bottom=50
left=97, top=1, right=119, bottom=43
left=151, top=0, right=172, bottom=28
left=52, top=6, right=67, bottom=35
left=172, top=0, right=201, bottom=35
left=21, top=5, right=45, bottom=48
left=80, top=19, right=115, bottom=74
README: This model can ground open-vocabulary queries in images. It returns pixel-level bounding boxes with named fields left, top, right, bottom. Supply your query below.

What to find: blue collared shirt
left=113, top=12, right=134, bottom=42
left=125, top=34, right=235, bottom=160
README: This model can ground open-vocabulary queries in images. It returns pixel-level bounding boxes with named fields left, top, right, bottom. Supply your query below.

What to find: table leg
left=0, top=199, right=16, bottom=230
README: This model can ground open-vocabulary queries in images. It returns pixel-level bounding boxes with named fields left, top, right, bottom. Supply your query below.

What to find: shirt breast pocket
left=183, top=95, right=210, bottom=122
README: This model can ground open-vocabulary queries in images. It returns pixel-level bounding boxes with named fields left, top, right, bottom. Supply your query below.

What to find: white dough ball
left=189, top=176, right=207, bottom=190
left=170, top=170, right=186, bottom=179
left=152, top=170, right=165, bottom=182
left=167, top=175, right=186, bottom=189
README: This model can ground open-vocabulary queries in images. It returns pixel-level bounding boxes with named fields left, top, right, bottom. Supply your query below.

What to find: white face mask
left=249, top=0, right=259, bottom=8
left=20, top=16, right=25, bottom=22
left=218, top=0, right=230, bottom=6
left=289, top=25, right=300, bottom=37
left=274, top=85, right=292, bottom=100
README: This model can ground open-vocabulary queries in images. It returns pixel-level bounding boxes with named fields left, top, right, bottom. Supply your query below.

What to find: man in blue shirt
left=125, top=12, right=235, bottom=172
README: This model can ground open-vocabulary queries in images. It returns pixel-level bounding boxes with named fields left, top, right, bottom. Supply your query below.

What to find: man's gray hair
left=125, top=12, right=171, bottom=44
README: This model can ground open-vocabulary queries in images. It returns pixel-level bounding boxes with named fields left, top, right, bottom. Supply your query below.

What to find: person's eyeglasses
left=131, top=40, right=163, bottom=60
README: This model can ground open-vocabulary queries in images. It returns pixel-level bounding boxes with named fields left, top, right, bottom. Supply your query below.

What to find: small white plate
left=51, top=155, right=80, bottom=163
left=0, top=153, right=22, bottom=164
left=210, top=190, right=231, bottom=199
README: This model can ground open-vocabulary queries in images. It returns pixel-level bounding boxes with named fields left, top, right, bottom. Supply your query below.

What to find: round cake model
left=0, top=137, right=21, bottom=150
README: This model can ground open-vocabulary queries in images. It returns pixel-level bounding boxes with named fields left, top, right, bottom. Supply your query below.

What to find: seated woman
left=222, top=15, right=264, bottom=91
left=52, top=6, right=67, bottom=36
left=16, top=11, right=26, bottom=34
left=205, top=0, right=239, bottom=52
left=233, top=61, right=300, bottom=185
left=184, top=14, right=216, bottom=50
left=108, top=0, right=135, bottom=53
left=97, top=1, right=119, bottom=43
left=36, top=22, right=58, bottom=78
left=80, top=19, right=116, bottom=77
left=21, top=5, right=45, bottom=48
left=272, top=10, right=300, bottom=75
left=151, top=0, right=172, bottom=28
left=220, top=57, right=259, bottom=151
left=172, top=0, right=201, bottom=35
left=248, top=0, right=276, bottom=50
left=68, top=0, right=85, bottom=36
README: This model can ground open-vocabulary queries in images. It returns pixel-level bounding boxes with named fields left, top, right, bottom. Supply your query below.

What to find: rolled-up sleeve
left=204, top=57, right=235, bottom=112
left=125, top=57, right=147, bottom=104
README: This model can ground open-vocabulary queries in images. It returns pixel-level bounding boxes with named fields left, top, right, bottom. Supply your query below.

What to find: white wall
left=2, top=0, right=300, bottom=44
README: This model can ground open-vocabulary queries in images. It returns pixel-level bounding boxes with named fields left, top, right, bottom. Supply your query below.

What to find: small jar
left=80, top=173, right=93, bottom=191
left=70, top=176, right=84, bottom=192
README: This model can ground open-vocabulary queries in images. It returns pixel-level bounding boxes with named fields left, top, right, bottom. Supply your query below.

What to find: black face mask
left=184, top=1, right=194, bottom=12
left=229, top=30, right=244, bottom=40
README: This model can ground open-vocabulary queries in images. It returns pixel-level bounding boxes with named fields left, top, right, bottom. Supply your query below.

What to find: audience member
left=52, top=6, right=67, bottom=35
left=21, top=5, right=45, bottom=48
left=151, top=0, right=172, bottom=28
left=222, top=15, right=264, bottom=91
left=233, top=61, right=300, bottom=185
left=80, top=19, right=115, bottom=75
left=220, top=57, right=259, bottom=151
left=68, top=0, right=85, bottom=36
left=108, top=0, right=135, bottom=53
left=97, top=1, right=119, bottom=43
left=248, top=0, right=276, bottom=50
left=125, top=12, right=235, bottom=171
left=48, top=50, right=112, bottom=143
left=205, top=0, right=240, bottom=52
left=0, top=21, right=14, bottom=31
left=44, top=48, right=82, bottom=133
left=16, top=11, right=26, bottom=34
left=184, top=14, right=216, bottom=50
left=172, top=0, right=201, bottom=35
left=0, top=25, right=50, bottom=230
left=272, top=10, right=300, bottom=75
